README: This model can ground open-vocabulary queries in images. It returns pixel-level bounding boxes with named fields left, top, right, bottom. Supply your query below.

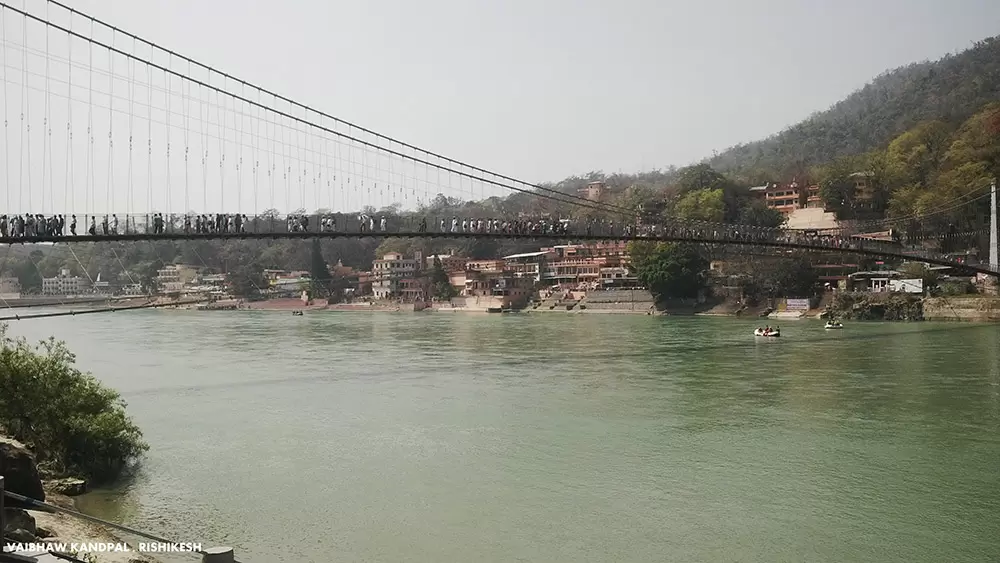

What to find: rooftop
left=503, top=251, right=550, bottom=260
left=849, top=270, right=903, bottom=278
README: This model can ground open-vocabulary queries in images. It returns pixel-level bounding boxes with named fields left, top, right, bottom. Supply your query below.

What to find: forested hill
left=706, top=35, right=1000, bottom=180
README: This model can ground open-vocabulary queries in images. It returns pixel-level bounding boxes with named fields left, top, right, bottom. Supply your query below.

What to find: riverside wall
left=824, top=292, right=1000, bottom=322
left=922, top=296, right=1000, bottom=321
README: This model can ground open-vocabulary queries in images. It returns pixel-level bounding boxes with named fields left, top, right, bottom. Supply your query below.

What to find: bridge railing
left=0, top=212, right=993, bottom=274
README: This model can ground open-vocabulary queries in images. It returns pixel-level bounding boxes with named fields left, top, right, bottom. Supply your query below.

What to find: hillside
left=707, top=35, right=1000, bottom=179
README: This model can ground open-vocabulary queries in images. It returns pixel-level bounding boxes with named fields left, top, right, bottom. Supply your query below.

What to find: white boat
left=824, top=321, right=843, bottom=329
left=753, top=328, right=781, bottom=337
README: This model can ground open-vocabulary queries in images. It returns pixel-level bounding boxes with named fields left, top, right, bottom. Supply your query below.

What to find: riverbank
left=822, top=292, right=1000, bottom=322
left=2, top=436, right=158, bottom=563
left=123, top=292, right=1000, bottom=321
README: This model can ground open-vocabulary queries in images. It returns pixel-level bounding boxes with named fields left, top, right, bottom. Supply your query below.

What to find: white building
left=372, top=251, right=422, bottom=299
left=156, top=264, right=198, bottom=293
left=0, top=277, right=21, bottom=299
left=119, top=283, right=145, bottom=296
left=41, top=268, right=89, bottom=296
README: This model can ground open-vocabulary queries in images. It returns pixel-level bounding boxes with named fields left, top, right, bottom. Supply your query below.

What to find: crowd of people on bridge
left=0, top=211, right=986, bottom=272
left=0, top=211, right=916, bottom=251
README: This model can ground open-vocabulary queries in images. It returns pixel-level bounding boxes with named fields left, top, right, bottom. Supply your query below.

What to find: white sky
left=2, top=0, right=999, bottom=215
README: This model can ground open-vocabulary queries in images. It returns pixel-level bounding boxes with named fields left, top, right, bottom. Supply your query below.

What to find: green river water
left=7, top=312, right=1000, bottom=563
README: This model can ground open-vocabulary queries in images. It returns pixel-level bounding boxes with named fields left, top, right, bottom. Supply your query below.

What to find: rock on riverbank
left=1, top=436, right=157, bottom=563
left=825, top=293, right=1000, bottom=322
left=826, top=292, right=924, bottom=321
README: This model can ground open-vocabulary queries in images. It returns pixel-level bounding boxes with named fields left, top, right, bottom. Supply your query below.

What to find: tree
left=0, top=326, right=148, bottom=483
left=706, top=38, right=1000, bottom=177
left=672, top=189, right=725, bottom=222
left=737, top=200, right=787, bottom=228
left=884, top=120, right=951, bottom=188
left=627, top=241, right=708, bottom=300
left=430, top=256, right=456, bottom=299
left=138, top=259, right=164, bottom=295
left=758, top=256, right=818, bottom=298
left=309, top=239, right=332, bottom=298
left=11, top=250, right=45, bottom=292
left=817, top=155, right=862, bottom=218
left=226, top=264, right=266, bottom=300
left=943, top=103, right=1000, bottom=178
left=675, top=164, right=729, bottom=194
left=457, top=237, right=500, bottom=260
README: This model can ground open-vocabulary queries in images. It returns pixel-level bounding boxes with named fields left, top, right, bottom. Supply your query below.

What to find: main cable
left=37, top=0, right=635, bottom=214
left=0, top=2, right=638, bottom=219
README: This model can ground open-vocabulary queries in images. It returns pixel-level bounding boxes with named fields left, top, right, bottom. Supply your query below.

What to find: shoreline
left=28, top=490, right=160, bottom=563
left=2, top=434, right=160, bottom=563
left=50, top=293, right=1000, bottom=322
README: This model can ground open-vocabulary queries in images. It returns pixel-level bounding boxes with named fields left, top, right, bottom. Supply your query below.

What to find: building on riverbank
left=41, top=269, right=90, bottom=296
left=0, top=276, right=21, bottom=299
left=372, top=252, right=423, bottom=300
left=155, top=265, right=197, bottom=293
left=426, top=254, right=467, bottom=272
left=503, top=251, right=553, bottom=282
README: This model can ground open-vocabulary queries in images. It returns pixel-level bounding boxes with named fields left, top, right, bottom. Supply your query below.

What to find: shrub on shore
left=0, top=325, right=148, bottom=484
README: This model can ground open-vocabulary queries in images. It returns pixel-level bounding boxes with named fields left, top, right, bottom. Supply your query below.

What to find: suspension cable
left=0, top=1, right=635, bottom=217
left=36, top=0, right=629, bottom=213
left=2, top=3, right=9, bottom=213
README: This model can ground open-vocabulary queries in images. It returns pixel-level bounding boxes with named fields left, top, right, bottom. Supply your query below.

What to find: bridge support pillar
left=201, top=546, right=235, bottom=563
left=990, top=179, right=998, bottom=270
left=1, top=476, right=6, bottom=541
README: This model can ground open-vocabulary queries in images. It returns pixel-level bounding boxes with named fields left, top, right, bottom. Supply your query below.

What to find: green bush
left=0, top=325, right=148, bottom=484
left=936, top=281, right=976, bottom=296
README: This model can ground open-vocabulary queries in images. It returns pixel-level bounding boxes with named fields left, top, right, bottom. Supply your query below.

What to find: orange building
left=750, top=181, right=823, bottom=214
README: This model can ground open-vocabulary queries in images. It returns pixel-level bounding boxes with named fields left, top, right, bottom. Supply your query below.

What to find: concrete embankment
left=824, top=292, right=1000, bottom=322
left=3, top=296, right=135, bottom=309
left=923, top=296, right=1000, bottom=321
left=556, top=289, right=657, bottom=314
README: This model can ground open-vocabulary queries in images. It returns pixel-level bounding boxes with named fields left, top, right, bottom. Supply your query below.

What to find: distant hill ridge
left=707, top=35, right=1000, bottom=178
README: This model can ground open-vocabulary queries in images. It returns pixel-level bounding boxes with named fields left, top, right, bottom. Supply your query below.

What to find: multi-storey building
left=503, top=250, right=554, bottom=282
left=41, top=269, right=90, bottom=296
left=372, top=252, right=422, bottom=300
left=750, top=181, right=825, bottom=214
left=156, top=264, right=198, bottom=293
left=599, top=266, right=640, bottom=288
left=119, top=283, right=145, bottom=296
left=465, top=259, right=505, bottom=272
left=533, top=243, right=631, bottom=287
left=463, top=269, right=534, bottom=308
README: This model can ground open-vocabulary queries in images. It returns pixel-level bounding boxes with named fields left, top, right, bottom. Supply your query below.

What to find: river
left=6, top=311, right=1000, bottom=563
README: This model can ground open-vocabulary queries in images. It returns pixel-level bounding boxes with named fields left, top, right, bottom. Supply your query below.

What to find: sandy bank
left=29, top=491, right=159, bottom=563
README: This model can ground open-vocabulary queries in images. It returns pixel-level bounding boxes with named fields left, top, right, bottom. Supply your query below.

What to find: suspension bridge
left=0, top=4, right=999, bottom=562
left=0, top=0, right=998, bottom=277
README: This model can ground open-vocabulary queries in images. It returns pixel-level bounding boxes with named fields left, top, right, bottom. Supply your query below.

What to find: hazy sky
left=3, top=0, right=1000, bottom=215
left=65, top=0, right=1000, bottom=183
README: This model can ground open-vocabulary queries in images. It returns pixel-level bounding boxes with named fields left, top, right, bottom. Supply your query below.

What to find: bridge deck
left=2, top=229, right=997, bottom=276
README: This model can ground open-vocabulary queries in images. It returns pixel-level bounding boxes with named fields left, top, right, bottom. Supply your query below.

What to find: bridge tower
left=991, top=180, right=998, bottom=270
